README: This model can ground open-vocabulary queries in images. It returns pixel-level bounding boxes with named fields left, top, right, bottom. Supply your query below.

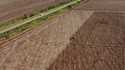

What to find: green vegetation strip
left=0, top=0, right=80, bottom=38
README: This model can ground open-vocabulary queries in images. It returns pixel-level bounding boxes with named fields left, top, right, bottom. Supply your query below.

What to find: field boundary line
left=0, top=0, right=81, bottom=34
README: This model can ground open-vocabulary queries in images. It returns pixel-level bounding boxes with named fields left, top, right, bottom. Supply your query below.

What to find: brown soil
left=47, top=12, right=124, bottom=70
left=0, top=10, right=93, bottom=70
left=0, top=0, right=70, bottom=22
left=0, top=0, right=125, bottom=70
left=74, top=0, right=125, bottom=12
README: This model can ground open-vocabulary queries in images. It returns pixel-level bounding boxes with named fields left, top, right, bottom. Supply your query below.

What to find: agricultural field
left=74, top=0, right=125, bottom=12
left=48, top=12, right=125, bottom=70
left=0, top=0, right=124, bottom=70
left=0, top=0, right=70, bottom=22
left=0, top=0, right=80, bottom=45
left=0, top=10, right=93, bottom=70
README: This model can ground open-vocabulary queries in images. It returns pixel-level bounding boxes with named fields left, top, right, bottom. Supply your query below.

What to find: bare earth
left=74, top=0, right=125, bottom=12
left=0, top=0, right=70, bottom=22
left=48, top=12, right=124, bottom=70
left=0, top=10, right=93, bottom=70
left=0, top=0, right=125, bottom=70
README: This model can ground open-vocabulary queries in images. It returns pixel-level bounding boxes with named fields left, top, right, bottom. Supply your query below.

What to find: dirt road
left=0, top=10, right=93, bottom=70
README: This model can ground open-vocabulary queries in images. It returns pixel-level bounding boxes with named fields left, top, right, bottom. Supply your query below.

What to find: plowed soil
left=0, top=10, right=93, bottom=70
left=0, top=0, right=125, bottom=70
left=74, top=0, right=125, bottom=12
left=0, top=0, right=70, bottom=22
left=47, top=12, right=124, bottom=70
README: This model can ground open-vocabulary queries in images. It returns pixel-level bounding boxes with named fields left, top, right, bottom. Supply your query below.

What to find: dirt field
left=74, top=0, right=125, bottom=12
left=0, top=0, right=125, bottom=70
left=0, top=10, right=93, bottom=70
left=0, top=0, right=70, bottom=22
left=0, top=0, right=17, bottom=6
left=48, top=12, right=124, bottom=70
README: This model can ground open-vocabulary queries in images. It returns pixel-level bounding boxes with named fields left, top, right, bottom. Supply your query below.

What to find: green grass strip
left=0, top=0, right=81, bottom=35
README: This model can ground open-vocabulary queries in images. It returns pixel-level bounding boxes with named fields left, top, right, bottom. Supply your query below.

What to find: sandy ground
left=0, top=0, right=70, bottom=22
left=48, top=12, right=124, bottom=70
left=0, top=10, right=93, bottom=70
